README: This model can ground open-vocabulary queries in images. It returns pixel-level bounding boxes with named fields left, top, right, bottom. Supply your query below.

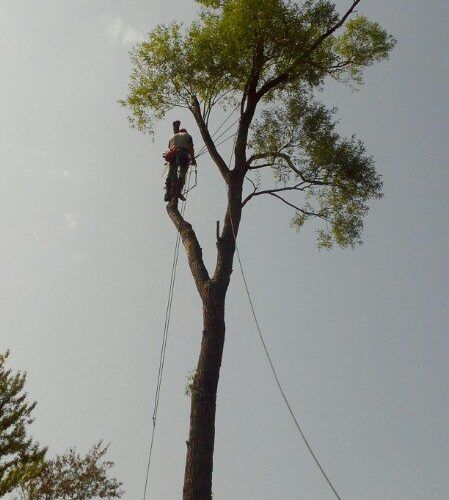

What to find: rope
left=185, top=164, right=197, bottom=194
left=143, top=111, right=343, bottom=500
left=195, top=117, right=240, bottom=159
left=142, top=110, right=235, bottom=497
left=227, top=135, right=342, bottom=500
left=195, top=104, right=240, bottom=158
left=142, top=170, right=193, bottom=500
left=229, top=226, right=343, bottom=500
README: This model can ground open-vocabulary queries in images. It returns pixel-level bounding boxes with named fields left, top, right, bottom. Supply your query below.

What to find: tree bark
left=182, top=282, right=226, bottom=500
left=181, top=173, right=244, bottom=500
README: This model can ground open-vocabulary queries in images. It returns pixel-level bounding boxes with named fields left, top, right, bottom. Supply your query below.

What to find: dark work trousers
left=166, top=149, right=190, bottom=199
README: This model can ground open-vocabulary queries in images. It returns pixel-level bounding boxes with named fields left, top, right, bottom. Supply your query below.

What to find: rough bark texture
left=182, top=283, right=226, bottom=500
left=167, top=173, right=243, bottom=500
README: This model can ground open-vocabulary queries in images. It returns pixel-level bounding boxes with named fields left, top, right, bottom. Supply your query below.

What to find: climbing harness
left=164, top=149, right=197, bottom=201
left=162, top=145, right=178, bottom=163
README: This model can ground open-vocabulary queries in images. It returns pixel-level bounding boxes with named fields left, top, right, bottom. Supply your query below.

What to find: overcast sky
left=1, top=1, right=448, bottom=499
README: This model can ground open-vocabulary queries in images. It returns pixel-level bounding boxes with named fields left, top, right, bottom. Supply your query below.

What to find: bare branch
left=253, top=182, right=307, bottom=196
left=267, top=193, right=331, bottom=223
left=166, top=200, right=210, bottom=296
left=242, top=181, right=306, bottom=207
left=234, top=41, right=266, bottom=170
left=191, top=96, right=231, bottom=182
left=243, top=182, right=332, bottom=222
left=267, top=192, right=304, bottom=212
left=245, top=176, right=258, bottom=193
left=248, top=162, right=273, bottom=170
left=248, top=152, right=331, bottom=186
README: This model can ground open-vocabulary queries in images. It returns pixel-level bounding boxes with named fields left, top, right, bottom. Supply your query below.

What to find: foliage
left=185, top=370, right=196, bottom=397
left=0, top=352, right=46, bottom=496
left=250, top=88, right=382, bottom=247
left=16, top=442, right=123, bottom=499
left=122, top=0, right=396, bottom=247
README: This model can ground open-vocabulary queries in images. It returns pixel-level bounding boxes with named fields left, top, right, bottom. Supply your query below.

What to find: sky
left=1, top=1, right=448, bottom=499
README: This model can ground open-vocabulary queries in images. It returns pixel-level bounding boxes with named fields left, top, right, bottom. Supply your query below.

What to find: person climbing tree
left=164, top=120, right=196, bottom=201
left=121, top=1, right=396, bottom=499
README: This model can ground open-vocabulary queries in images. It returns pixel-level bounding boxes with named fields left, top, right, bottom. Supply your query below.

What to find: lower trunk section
left=183, top=285, right=226, bottom=500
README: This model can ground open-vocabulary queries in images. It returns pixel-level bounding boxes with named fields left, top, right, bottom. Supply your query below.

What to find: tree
left=0, top=351, right=46, bottom=496
left=0, top=352, right=123, bottom=499
left=121, top=1, right=396, bottom=498
left=16, top=442, right=124, bottom=500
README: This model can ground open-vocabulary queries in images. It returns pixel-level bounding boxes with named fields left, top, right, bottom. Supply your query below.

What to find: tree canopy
left=0, top=351, right=46, bottom=496
left=122, top=0, right=395, bottom=247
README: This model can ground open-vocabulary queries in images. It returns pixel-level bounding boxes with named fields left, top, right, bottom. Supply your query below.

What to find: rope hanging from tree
left=142, top=171, right=192, bottom=500
left=143, top=117, right=343, bottom=500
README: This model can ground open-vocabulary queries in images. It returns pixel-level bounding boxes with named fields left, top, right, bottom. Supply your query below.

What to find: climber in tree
left=164, top=120, right=196, bottom=202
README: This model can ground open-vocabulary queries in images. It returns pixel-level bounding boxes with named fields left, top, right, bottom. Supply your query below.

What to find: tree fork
left=183, top=177, right=243, bottom=499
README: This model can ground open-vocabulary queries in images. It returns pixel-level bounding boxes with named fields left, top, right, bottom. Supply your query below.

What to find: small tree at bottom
left=0, top=351, right=46, bottom=496
left=16, top=442, right=123, bottom=500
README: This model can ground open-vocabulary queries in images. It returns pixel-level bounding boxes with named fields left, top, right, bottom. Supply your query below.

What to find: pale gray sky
left=1, top=1, right=448, bottom=499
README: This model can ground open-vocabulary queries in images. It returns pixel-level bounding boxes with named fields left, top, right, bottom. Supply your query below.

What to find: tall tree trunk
left=167, top=172, right=243, bottom=500
left=183, top=282, right=227, bottom=500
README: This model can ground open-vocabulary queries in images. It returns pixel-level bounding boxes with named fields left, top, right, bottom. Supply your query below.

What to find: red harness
left=163, top=146, right=178, bottom=162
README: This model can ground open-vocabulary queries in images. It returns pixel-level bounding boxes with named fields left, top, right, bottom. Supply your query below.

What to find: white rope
left=227, top=134, right=342, bottom=500
left=229, top=216, right=342, bottom=500
left=142, top=171, right=192, bottom=500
